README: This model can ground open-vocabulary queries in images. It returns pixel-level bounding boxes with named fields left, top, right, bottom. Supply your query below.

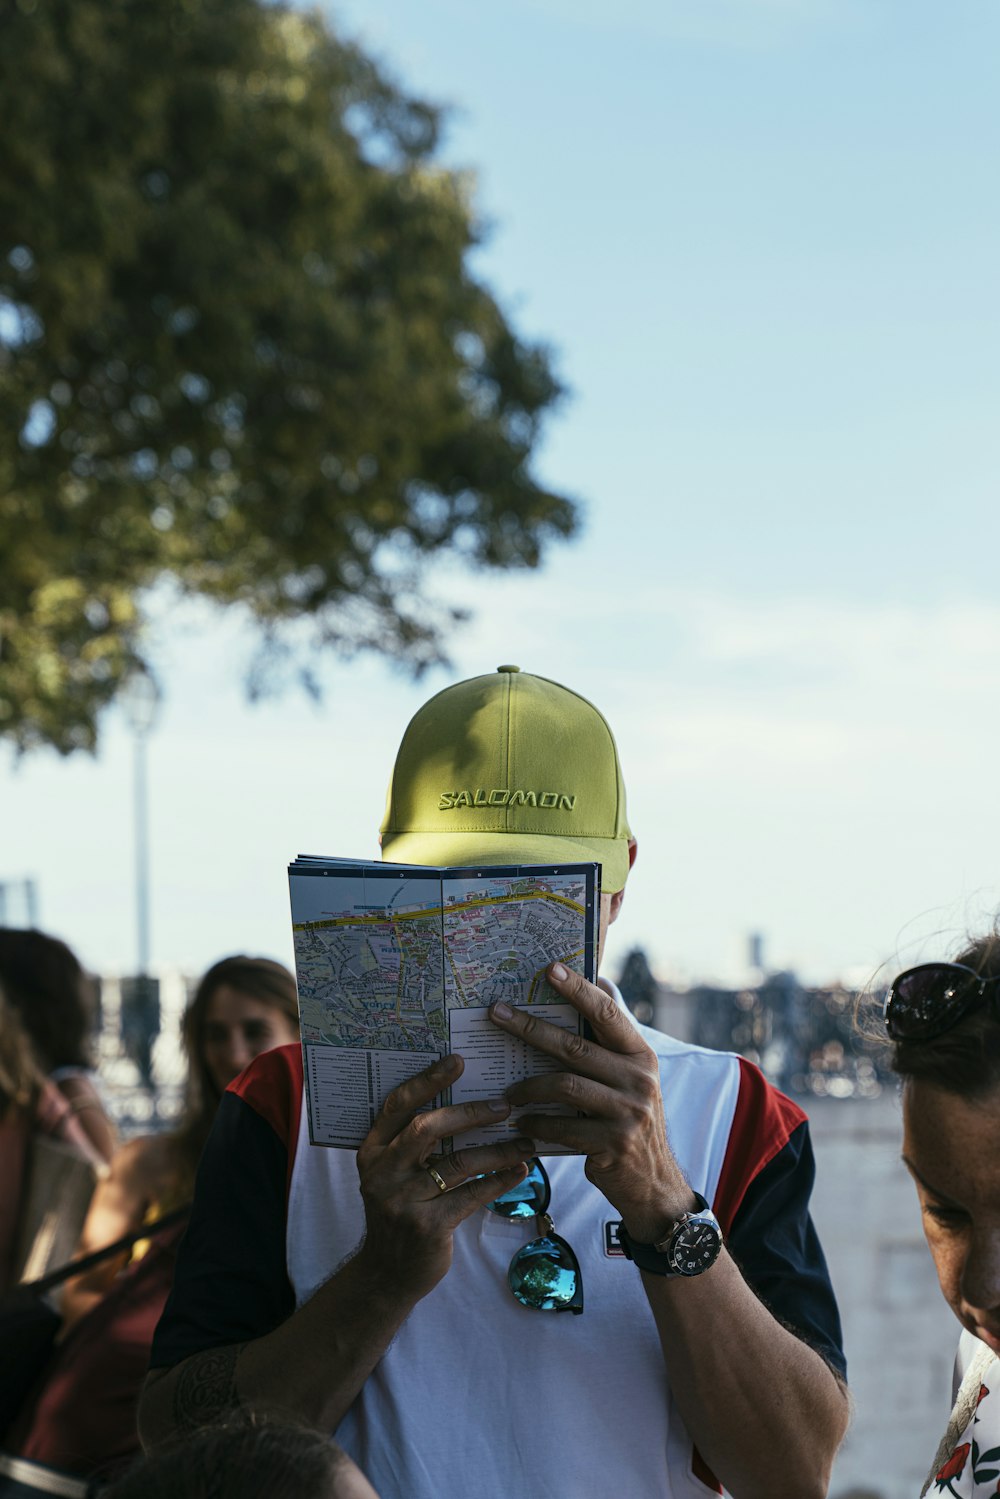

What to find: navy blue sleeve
left=149, top=1092, right=295, bottom=1368
left=726, top=1121, right=847, bottom=1380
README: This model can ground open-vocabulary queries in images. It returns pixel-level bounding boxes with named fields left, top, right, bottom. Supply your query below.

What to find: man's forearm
left=140, top=1072, right=535, bottom=1452
left=139, top=1249, right=422, bottom=1450
left=644, top=1251, right=849, bottom=1499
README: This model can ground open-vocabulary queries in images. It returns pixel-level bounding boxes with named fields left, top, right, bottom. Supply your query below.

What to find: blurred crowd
left=0, top=926, right=357, bottom=1498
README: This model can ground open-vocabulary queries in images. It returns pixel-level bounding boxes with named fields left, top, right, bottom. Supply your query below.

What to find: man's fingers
left=488, top=992, right=642, bottom=1079
left=506, top=1071, right=616, bottom=1115
left=434, top=1133, right=536, bottom=1181
left=545, top=962, right=647, bottom=1051
left=504, top=1113, right=615, bottom=1159
left=364, top=1054, right=463, bottom=1147
left=436, top=1162, right=533, bottom=1225
left=429, top=1136, right=536, bottom=1191
left=391, top=1095, right=515, bottom=1159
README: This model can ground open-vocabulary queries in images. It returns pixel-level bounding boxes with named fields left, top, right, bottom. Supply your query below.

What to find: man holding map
left=141, top=666, right=848, bottom=1499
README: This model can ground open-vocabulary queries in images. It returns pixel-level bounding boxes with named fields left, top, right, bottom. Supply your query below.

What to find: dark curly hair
left=104, top=1413, right=363, bottom=1499
left=0, top=927, right=94, bottom=1072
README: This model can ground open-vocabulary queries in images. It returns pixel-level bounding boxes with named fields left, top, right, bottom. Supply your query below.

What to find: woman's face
left=903, top=1078, right=1000, bottom=1354
left=201, top=984, right=299, bottom=1094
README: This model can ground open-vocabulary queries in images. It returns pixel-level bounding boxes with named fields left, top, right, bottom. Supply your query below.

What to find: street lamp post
left=121, top=671, right=160, bottom=1089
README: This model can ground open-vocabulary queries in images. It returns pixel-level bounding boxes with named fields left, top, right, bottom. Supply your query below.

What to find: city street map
left=288, top=856, right=599, bottom=1149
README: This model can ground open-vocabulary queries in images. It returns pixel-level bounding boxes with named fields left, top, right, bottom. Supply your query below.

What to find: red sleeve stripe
left=712, top=1057, right=808, bottom=1234
left=227, top=1043, right=304, bottom=1205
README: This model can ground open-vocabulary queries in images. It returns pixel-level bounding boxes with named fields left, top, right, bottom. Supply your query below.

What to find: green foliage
left=0, top=0, right=575, bottom=753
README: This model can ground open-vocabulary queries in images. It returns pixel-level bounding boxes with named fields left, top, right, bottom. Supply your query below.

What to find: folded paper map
left=287, top=856, right=599, bottom=1150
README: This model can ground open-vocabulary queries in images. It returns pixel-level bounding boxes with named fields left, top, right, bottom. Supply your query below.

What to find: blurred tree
left=0, top=0, right=575, bottom=753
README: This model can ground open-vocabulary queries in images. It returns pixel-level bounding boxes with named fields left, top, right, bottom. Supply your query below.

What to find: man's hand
left=489, top=962, right=694, bottom=1243
left=355, top=1052, right=535, bottom=1297
left=141, top=1056, right=534, bottom=1449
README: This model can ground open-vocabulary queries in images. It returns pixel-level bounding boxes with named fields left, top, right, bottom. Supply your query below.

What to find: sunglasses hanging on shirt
left=486, top=1158, right=584, bottom=1315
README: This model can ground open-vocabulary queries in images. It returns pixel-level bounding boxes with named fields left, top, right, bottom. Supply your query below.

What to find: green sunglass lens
left=508, top=1235, right=581, bottom=1312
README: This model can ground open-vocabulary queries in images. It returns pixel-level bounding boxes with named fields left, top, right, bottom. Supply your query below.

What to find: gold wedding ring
left=425, top=1164, right=449, bottom=1194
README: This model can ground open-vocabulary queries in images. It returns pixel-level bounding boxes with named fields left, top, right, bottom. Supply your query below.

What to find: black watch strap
left=618, top=1193, right=723, bottom=1277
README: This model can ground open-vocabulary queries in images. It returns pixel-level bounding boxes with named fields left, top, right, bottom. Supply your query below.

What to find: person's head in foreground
left=886, top=931, right=1000, bottom=1353
left=103, top=1414, right=379, bottom=1499
left=379, top=663, right=636, bottom=956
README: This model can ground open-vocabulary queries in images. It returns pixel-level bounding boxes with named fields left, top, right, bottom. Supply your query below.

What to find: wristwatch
left=618, top=1193, right=723, bottom=1277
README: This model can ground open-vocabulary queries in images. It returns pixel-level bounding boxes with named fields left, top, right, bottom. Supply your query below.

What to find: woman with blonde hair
left=61, top=952, right=300, bottom=1322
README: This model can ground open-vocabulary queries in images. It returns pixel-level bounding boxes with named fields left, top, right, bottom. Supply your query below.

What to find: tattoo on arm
left=172, top=1345, right=245, bottom=1432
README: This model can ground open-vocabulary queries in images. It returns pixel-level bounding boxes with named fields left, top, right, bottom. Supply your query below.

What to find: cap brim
left=380, top=829, right=630, bottom=894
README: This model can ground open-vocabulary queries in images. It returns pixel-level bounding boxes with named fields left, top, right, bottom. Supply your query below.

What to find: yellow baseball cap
left=380, top=665, right=632, bottom=892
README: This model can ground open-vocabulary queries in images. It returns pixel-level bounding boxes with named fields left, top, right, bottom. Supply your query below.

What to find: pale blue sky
left=331, top=0, right=999, bottom=600
left=3, top=0, right=999, bottom=988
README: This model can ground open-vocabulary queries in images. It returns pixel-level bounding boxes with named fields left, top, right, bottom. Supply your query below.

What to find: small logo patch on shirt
left=604, top=1221, right=625, bottom=1257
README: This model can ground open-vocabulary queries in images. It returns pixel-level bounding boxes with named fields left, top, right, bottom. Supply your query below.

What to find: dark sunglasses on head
left=486, top=1158, right=584, bottom=1315
left=883, top=962, right=1000, bottom=1042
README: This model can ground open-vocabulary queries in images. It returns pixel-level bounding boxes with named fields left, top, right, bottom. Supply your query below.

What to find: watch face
left=670, top=1218, right=722, bottom=1276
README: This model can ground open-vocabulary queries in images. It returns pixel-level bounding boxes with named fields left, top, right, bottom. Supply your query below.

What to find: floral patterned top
left=927, top=1333, right=1000, bottom=1498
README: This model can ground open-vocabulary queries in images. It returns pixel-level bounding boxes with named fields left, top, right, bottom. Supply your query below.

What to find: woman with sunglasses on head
left=884, top=932, right=1000, bottom=1498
